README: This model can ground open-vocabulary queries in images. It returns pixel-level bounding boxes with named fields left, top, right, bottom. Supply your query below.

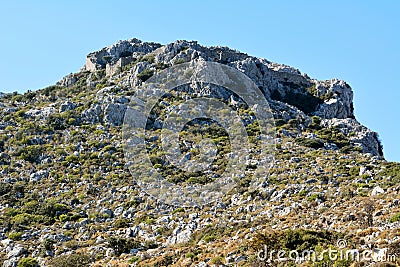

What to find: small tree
left=362, top=199, right=375, bottom=227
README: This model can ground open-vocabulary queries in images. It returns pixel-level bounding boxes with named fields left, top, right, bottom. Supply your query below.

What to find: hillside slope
left=0, top=38, right=399, bottom=267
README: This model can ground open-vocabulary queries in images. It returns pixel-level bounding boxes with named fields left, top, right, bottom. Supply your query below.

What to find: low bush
left=14, top=145, right=43, bottom=163
left=114, top=218, right=129, bottom=229
left=107, top=237, right=140, bottom=256
left=48, top=252, right=92, bottom=267
left=137, top=69, right=154, bottom=82
left=295, top=137, right=324, bottom=149
left=9, top=231, right=23, bottom=240
left=389, top=213, right=400, bottom=223
left=250, top=229, right=344, bottom=252
left=18, top=257, right=39, bottom=267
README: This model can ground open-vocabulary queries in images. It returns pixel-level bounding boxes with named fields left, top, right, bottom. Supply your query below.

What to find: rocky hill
left=0, top=38, right=399, bottom=267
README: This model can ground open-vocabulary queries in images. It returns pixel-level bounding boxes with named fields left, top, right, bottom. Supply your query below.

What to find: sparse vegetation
left=18, top=257, right=39, bottom=267
left=0, top=38, right=396, bottom=267
left=48, top=252, right=92, bottom=267
left=390, top=213, right=400, bottom=223
left=137, top=68, right=154, bottom=81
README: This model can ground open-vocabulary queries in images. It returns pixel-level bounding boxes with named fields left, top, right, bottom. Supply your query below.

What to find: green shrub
left=107, top=237, right=140, bottom=256
left=16, top=110, right=25, bottom=117
left=9, top=231, right=23, bottom=240
left=65, top=154, right=79, bottom=163
left=151, top=254, right=173, bottom=266
left=175, top=58, right=186, bottom=65
left=114, top=218, right=129, bottom=229
left=298, top=190, right=307, bottom=197
left=250, top=229, right=344, bottom=252
left=43, top=238, right=55, bottom=251
left=295, top=137, right=324, bottom=149
left=15, top=145, right=43, bottom=163
left=307, top=194, right=319, bottom=202
left=46, top=114, right=67, bottom=130
left=377, top=162, right=400, bottom=186
left=211, top=256, right=224, bottom=265
left=185, top=252, right=195, bottom=259
left=173, top=207, right=185, bottom=214
left=311, top=116, right=321, bottom=125
left=102, top=55, right=112, bottom=63
left=18, top=257, right=39, bottom=267
left=102, top=145, right=115, bottom=152
left=390, top=213, right=400, bottom=223
left=142, top=54, right=155, bottom=63
left=137, top=69, right=154, bottom=82
left=203, top=235, right=216, bottom=243
left=188, top=225, right=232, bottom=246
left=12, top=213, right=34, bottom=227
left=11, top=94, right=24, bottom=102
left=0, top=183, right=12, bottom=196
left=340, top=145, right=353, bottom=154
left=128, top=256, right=140, bottom=263
left=37, top=199, right=69, bottom=219
left=119, top=51, right=132, bottom=57
left=67, top=118, right=76, bottom=125
left=135, top=214, right=154, bottom=224
left=48, top=252, right=92, bottom=267
left=59, top=214, right=69, bottom=222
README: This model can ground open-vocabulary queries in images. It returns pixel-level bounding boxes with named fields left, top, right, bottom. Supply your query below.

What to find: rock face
left=81, top=104, right=102, bottom=124
left=103, top=103, right=127, bottom=126
left=78, top=38, right=381, bottom=157
left=166, top=221, right=197, bottom=245
left=59, top=101, right=76, bottom=113
left=83, top=39, right=355, bottom=119
left=58, top=73, right=79, bottom=87
left=85, top=38, right=162, bottom=72
left=322, top=118, right=382, bottom=156
left=313, top=79, right=354, bottom=119
left=80, top=91, right=129, bottom=126
left=25, top=107, right=56, bottom=119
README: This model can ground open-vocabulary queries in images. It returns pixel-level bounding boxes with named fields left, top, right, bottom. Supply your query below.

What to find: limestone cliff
left=60, top=38, right=382, bottom=157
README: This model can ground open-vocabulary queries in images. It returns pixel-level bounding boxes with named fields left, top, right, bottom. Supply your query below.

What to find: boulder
left=313, top=79, right=354, bottom=119
left=371, top=186, right=384, bottom=196
left=59, top=101, right=76, bottom=112
left=103, top=103, right=127, bottom=126
left=6, top=244, right=25, bottom=258
left=29, top=170, right=49, bottom=182
left=81, top=104, right=102, bottom=124
left=166, top=222, right=197, bottom=245
left=322, top=118, right=383, bottom=156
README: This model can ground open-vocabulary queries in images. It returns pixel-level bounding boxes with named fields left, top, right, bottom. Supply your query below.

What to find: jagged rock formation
left=61, top=38, right=381, bottom=156
left=85, top=38, right=161, bottom=72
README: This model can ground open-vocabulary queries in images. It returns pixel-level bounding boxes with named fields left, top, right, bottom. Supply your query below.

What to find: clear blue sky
left=1, top=1, right=399, bottom=162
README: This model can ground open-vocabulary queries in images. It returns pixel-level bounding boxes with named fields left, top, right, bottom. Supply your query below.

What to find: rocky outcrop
left=85, top=38, right=161, bottom=72
left=313, top=79, right=354, bottom=119
left=25, top=106, right=56, bottom=119
left=58, top=73, right=79, bottom=87
left=103, top=103, right=127, bottom=126
left=59, top=101, right=76, bottom=113
left=77, top=38, right=380, bottom=156
left=81, top=88, right=129, bottom=126
left=322, top=118, right=383, bottom=156
left=82, top=39, right=354, bottom=120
